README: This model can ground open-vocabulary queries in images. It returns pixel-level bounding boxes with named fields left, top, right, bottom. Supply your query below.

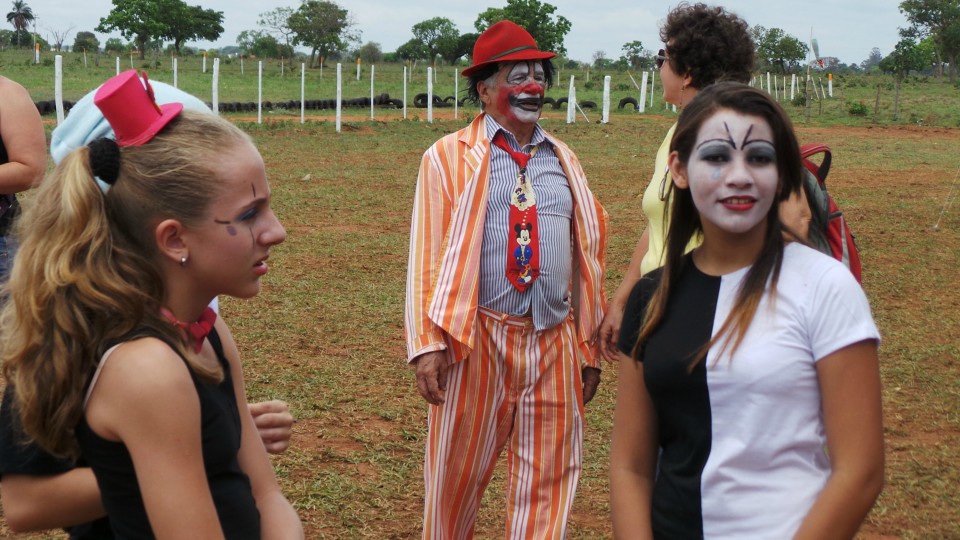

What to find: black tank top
left=77, top=329, right=261, bottom=539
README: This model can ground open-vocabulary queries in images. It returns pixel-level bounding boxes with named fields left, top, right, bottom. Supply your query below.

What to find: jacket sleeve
left=404, top=144, right=451, bottom=363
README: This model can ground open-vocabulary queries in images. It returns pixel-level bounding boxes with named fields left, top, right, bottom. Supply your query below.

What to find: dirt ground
left=16, top=114, right=960, bottom=538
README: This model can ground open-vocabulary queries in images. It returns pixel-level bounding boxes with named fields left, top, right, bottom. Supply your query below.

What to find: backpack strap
left=800, top=143, right=831, bottom=185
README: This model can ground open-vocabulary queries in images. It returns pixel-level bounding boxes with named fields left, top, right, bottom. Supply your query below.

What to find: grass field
left=4, top=48, right=960, bottom=128
left=1, top=52, right=959, bottom=538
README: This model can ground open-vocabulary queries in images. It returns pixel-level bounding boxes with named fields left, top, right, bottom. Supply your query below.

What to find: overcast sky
left=29, top=0, right=907, bottom=66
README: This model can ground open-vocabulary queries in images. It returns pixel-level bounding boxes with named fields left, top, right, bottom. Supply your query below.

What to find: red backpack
left=800, top=143, right=863, bottom=282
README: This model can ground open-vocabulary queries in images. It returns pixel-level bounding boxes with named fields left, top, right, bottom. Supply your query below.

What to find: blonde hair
left=1, top=111, right=253, bottom=459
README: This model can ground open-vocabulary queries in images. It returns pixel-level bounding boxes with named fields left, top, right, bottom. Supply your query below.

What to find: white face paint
left=684, top=109, right=779, bottom=237
left=491, top=61, right=546, bottom=125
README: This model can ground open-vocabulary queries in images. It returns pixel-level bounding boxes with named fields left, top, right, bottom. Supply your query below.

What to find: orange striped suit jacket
left=405, top=113, right=608, bottom=369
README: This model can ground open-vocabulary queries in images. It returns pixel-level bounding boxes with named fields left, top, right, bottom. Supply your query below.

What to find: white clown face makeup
left=674, top=109, right=779, bottom=238
left=485, top=61, right=546, bottom=126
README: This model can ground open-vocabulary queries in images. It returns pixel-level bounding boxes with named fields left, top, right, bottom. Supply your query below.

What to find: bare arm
left=0, top=468, right=104, bottom=533
left=599, top=228, right=650, bottom=361
left=217, top=319, right=304, bottom=539
left=609, top=352, right=658, bottom=539
left=0, top=77, right=46, bottom=193
left=86, top=338, right=227, bottom=539
left=793, top=339, right=884, bottom=539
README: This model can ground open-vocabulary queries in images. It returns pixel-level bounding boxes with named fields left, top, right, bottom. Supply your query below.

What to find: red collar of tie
left=160, top=306, right=217, bottom=353
left=491, top=131, right=534, bottom=168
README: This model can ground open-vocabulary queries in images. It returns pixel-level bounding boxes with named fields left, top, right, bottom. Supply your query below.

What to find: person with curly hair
left=598, top=3, right=756, bottom=360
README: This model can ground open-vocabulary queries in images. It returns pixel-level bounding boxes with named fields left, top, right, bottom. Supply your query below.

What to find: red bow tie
left=161, top=306, right=217, bottom=353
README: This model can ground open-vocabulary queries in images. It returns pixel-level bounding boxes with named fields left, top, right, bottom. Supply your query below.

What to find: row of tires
left=33, top=94, right=646, bottom=115
left=410, top=94, right=605, bottom=110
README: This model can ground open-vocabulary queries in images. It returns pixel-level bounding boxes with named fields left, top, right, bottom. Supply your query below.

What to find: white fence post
left=639, top=71, right=649, bottom=113
left=257, top=61, right=263, bottom=124
left=566, top=76, right=576, bottom=124
left=301, top=63, right=306, bottom=124
left=212, top=57, right=220, bottom=116
left=54, top=55, right=64, bottom=125
left=427, top=67, right=434, bottom=124
left=336, top=63, right=342, bottom=133
left=601, top=75, right=611, bottom=124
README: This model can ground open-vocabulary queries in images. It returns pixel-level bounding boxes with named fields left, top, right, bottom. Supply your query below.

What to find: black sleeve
left=0, top=385, right=77, bottom=477
left=617, top=271, right=663, bottom=360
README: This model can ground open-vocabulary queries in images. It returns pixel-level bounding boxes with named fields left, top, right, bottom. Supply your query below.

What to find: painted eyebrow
left=696, top=121, right=739, bottom=150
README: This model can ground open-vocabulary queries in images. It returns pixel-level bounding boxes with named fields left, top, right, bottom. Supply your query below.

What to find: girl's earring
left=180, top=255, right=187, bottom=267
left=658, top=171, right=670, bottom=201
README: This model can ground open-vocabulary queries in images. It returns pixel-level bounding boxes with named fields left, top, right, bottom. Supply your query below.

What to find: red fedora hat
left=462, top=20, right=556, bottom=77
left=93, top=70, right=182, bottom=147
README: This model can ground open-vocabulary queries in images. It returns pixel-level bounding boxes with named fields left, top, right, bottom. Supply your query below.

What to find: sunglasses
left=655, top=49, right=669, bottom=69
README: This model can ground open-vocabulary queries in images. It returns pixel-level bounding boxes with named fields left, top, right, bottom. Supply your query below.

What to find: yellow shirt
left=639, top=123, right=699, bottom=275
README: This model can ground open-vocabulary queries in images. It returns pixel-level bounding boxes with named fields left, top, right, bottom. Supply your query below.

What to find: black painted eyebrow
left=739, top=124, right=755, bottom=149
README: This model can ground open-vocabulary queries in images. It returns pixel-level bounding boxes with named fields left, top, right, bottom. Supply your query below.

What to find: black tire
left=618, top=96, right=638, bottom=110
left=554, top=97, right=568, bottom=109
left=580, top=100, right=597, bottom=110
left=413, top=93, right=429, bottom=108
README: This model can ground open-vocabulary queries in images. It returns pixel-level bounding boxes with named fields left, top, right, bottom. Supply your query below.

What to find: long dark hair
left=633, top=82, right=803, bottom=367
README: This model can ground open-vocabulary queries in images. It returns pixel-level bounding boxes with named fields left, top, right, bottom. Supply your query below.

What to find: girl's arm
left=0, top=468, right=104, bottom=532
left=599, top=228, right=650, bottom=361
left=215, top=318, right=304, bottom=539
left=84, top=338, right=226, bottom=540
left=609, top=352, right=658, bottom=539
left=794, top=339, right=884, bottom=540
left=0, top=77, right=46, bottom=192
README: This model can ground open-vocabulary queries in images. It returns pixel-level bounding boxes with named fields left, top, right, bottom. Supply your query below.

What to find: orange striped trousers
left=422, top=307, right=585, bottom=540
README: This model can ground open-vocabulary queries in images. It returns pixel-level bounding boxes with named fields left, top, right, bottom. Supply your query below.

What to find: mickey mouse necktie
left=492, top=132, right=540, bottom=292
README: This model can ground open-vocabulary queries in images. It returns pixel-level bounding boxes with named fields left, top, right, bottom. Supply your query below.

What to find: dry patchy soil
left=3, top=115, right=958, bottom=539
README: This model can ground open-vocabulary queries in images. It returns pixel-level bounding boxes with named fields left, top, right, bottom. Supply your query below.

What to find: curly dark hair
left=465, top=59, right=556, bottom=108
left=660, top=2, right=755, bottom=89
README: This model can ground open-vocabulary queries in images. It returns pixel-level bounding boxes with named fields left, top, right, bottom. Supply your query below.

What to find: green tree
left=73, top=31, right=100, bottom=52
left=474, top=0, right=571, bottom=57
left=752, top=26, right=808, bottom=73
left=900, top=0, right=960, bottom=82
left=620, top=40, right=646, bottom=70
left=258, top=7, right=295, bottom=51
left=5, top=0, right=34, bottom=47
left=237, top=29, right=284, bottom=58
left=103, top=36, right=127, bottom=55
left=98, top=0, right=174, bottom=59
left=396, top=38, right=426, bottom=61
left=450, top=32, right=478, bottom=66
left=288, top=0, right=358, bottom=68
left=880, top=38, right=929, bottom=117
left=860, top=47, right=884, bottom=70
left=166, top=4, right=223, bottom=56
left=99, top=0, right=223, bottom=59
left=356, top=41, right=383, bottom=64
left=411, top=17, right=459, bottom=68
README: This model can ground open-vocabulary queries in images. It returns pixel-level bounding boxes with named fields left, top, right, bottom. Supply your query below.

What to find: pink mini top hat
left=93, top=70, right=183, bottom=147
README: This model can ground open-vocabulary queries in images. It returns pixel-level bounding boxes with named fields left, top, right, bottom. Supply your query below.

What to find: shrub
left=848, top=101, right=869, bottom=116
